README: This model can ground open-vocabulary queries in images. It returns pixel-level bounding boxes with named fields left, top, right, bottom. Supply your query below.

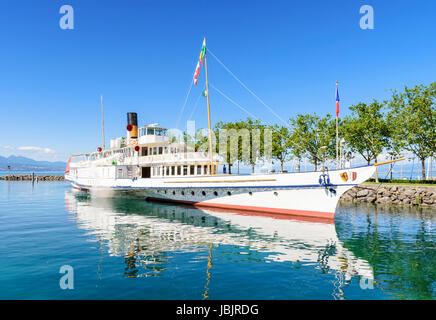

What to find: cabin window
left=147, top=128, right=155, bottom=135
left=154, top=167, right=160, bottom=176
left=166, top=166, right=170, bottom=176
left=153, top=147, right=157, bottom=155
left=177, top=166, right=181, bottom=175
left=155, top=129, right=167, bottom=136
left=196, top=165, right=201, bottom=175
left=141, top=147, right=148, bottom=156
left=117, top=168, right=123, bottom=178
left=158, top=147, right=163, bottom=154
left=190, top=165, right=195, bottom=175
left=183, top=165, right=188, bottom=176
left=171, top=166, right=175, bottom=175
left=203, top=165, right=208, bottom=175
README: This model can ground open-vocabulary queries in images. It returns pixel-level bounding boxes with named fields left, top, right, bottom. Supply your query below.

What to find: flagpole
left=204, top=41, right=215, bottom=175
left=101, top=95, right=105, bottom=150
left=335, top=81, right=339, bottom=169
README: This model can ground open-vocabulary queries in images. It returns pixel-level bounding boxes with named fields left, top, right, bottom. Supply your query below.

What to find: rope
left=374, top=161, right=396, bottom=193
left=188, top=85, right=206, bottom=121
left=207, top=48, right=290, bottom=128
left=210, top=84, right=260, bottom=121
left=176, top=78, right=194, bottom=129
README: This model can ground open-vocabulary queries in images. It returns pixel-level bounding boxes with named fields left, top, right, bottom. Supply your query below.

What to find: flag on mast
left=199, top=38, right=206, bottom=66
left=335, top=81, right=340, bottom=117
left=193, top=61, right=200, bottom=85
left=193, top=38, right=206, bottom=85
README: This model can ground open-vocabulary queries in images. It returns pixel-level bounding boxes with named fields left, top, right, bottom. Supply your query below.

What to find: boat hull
left=66, top=165, right=376, bottom=220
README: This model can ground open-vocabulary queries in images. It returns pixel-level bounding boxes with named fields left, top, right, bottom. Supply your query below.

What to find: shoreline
left=0, top=174, right=65, bottom=181
left=1, top=174, right=435, bottom=208
left=340, top=184, right=436, bottom=208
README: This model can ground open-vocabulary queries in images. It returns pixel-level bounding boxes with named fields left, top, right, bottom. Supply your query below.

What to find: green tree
left=290, top=114, right=336, bottom=171
left=341, top=100, right=391, bottom=182
left=270, top=124, right=292, bottom=172
left=214, top=121, right=240, bottom=174
left=387, top=83, right=436, bottom=180
left=232, top=118, right=266, bottom=173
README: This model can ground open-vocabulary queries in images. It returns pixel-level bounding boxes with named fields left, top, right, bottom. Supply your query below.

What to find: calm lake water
left=0, top=181, right=435, bottom=300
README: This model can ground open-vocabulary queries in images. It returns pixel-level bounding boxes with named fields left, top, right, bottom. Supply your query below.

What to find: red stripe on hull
left=146, top=197, right=335, bottom=223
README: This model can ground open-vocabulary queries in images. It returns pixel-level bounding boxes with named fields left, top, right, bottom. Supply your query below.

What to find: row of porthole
left=155, top=190, right=280, bottom=197
left=157, top=190, right=232, bottom=196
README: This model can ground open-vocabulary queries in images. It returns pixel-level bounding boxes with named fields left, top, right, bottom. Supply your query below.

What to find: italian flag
left=199, top=38, right=206, bottom=66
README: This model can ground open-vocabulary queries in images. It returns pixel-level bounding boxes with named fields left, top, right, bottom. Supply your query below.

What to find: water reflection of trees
left=336, top=203, right=436, bottom=299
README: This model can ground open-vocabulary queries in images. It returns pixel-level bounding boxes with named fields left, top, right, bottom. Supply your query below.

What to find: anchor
left=318, top=171, right=336, bottom=195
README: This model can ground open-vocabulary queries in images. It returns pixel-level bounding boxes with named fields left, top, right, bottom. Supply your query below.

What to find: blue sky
left=0, top=0, right=435, bottom=161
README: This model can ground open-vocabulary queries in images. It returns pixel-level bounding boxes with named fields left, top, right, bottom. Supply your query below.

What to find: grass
left=363, top=178, right=436, bottom=186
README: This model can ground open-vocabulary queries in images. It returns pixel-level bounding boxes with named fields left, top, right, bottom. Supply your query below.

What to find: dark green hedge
left=367, top=178, right=436, bottom=185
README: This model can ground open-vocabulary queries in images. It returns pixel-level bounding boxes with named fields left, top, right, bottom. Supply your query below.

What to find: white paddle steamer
left=65, top=38, right=400, bottom=220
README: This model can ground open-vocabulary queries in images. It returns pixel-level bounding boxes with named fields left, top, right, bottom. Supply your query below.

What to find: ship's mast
left=101, top=95, right=106, bottom=150
left=204, top=41, right=215, bottom=175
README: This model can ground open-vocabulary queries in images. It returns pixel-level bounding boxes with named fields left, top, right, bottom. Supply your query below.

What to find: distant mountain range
left=0, top=155, right=66, bottom=171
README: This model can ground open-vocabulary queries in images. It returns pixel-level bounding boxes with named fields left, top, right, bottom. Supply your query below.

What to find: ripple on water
left=0, top=181, right=435, bottom=299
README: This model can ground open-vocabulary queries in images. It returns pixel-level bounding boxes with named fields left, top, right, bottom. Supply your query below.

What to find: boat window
left=177, top=166, right=181, bottom=175
left=147, top=128, right=155, bottom=135
left=141, top=147, right=148, bottom=156
left=166, top=166, right=170, bottom=176
left=196, top=165, right=201, bottom=175
left=203, top=165, right=208, bottom=175
left=158, top=147, right=163, bottom=154
left=183, top=165, right=188, bottom=176
left=171, top=166, right=175, bottom=175
left=190, top=165, right=195, bottom=175
left=153, top=147, right=157, bottom=155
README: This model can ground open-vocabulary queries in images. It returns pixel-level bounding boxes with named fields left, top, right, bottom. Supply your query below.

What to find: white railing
left=70, top=151, right=218, bottom=168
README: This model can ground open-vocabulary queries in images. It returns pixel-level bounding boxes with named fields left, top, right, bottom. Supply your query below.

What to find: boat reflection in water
left=64, top=190, right=373, bottom=299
